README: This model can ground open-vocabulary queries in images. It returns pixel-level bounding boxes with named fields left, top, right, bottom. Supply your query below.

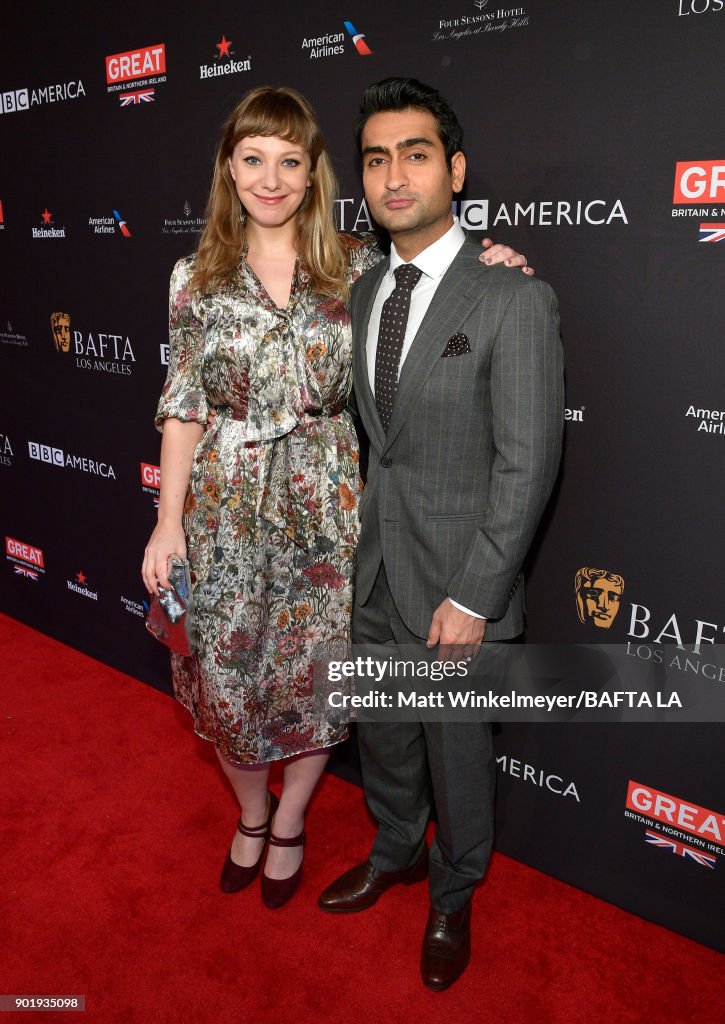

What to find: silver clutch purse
left=145, top=555, right=197, bottom=656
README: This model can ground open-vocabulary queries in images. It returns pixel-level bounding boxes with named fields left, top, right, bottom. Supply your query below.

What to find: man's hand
left=480, top=237, right=534, bottom=276
left=426, top=598, right=486, bottom=662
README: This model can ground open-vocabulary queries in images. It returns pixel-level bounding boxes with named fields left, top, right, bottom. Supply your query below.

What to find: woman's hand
left=142, top=417, right=203, bottom=594
left=479, top=237, right=534, bottom=276
left=142, top=520, right=187, bottom=594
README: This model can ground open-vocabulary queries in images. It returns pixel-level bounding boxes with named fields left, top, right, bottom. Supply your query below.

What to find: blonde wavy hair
left=191, top=86, right=347, bottom=299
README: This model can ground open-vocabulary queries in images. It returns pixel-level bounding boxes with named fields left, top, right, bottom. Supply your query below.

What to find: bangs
left=229, top=88, right=320, bottom=156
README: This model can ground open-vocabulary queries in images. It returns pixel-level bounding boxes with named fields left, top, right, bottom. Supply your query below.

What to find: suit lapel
left=383, top=239, right=491, bottom=452
left=352, top=257, right=388, bottom=450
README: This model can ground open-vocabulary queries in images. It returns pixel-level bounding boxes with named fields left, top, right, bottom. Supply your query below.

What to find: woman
left=142, top=86, right=526, bottom=909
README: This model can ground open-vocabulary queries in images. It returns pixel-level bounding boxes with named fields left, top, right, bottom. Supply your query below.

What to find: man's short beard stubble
left=371, top=191, right=451, bottom=238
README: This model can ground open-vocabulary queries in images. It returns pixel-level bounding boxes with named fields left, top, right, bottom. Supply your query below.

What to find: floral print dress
left=156, top=233, right=381, bottom=764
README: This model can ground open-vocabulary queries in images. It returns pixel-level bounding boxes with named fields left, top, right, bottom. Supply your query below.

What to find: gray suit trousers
left=353, top=564, right=500, bottom=914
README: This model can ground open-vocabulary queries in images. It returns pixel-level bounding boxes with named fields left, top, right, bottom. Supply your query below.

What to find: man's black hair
left=354, top=77, right=464, bottom=168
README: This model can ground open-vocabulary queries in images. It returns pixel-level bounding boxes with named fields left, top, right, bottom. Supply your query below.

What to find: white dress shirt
left=366, top=219, right=485, bottom=622
left=366, top=218, right=466, bottom=394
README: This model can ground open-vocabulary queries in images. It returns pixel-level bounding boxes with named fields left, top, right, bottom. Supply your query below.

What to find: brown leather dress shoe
left=420, top=902, right=472, bottom=991
left=318, top=848, right=429, bottom=913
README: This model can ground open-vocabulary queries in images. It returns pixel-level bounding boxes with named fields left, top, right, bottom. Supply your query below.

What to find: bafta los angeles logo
left=575, top=567, right=625, bottom=629
left=50, top=312, right=71, bottom=353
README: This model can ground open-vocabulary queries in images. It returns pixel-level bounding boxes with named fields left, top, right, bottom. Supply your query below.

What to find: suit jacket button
left=381, top=456, right=393, bottom=468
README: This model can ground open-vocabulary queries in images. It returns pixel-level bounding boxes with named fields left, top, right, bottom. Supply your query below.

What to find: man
left=319, top=79, right=564, bottom=991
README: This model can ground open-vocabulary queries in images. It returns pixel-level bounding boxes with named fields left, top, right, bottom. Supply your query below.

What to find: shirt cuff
left=448, top=598, right=487, bottom=621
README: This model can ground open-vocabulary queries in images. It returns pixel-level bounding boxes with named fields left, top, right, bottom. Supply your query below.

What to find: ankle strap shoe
left=260, top=830, right=306, bottom=909
left=219, top=790, right=279, bottom=894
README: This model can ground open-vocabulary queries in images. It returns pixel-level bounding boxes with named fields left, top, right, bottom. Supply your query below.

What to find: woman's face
left=229, top=135, right=312, bottom=231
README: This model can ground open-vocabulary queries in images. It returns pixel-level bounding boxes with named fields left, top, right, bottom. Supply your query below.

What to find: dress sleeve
left=340, top=232, right=384, bottom=286
left=155, top=256, right=209, bottom=431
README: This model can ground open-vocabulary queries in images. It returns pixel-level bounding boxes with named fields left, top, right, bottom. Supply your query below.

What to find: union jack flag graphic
left=698, top=223, right=725, bottom=243
left=682, top=847, right=717, bottom=868
left=644, top=830, right=716, bottom=868
left=14, top=565, right=38, bottom=580
left=119, top=89, right=155, bottom=106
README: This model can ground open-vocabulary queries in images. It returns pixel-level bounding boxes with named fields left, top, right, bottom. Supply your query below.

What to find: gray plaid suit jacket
left=350, top=235, right=564, bottom=640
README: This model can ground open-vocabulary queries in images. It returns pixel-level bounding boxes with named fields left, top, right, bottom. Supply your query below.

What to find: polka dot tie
left=374, top=263, right=423, bottom=432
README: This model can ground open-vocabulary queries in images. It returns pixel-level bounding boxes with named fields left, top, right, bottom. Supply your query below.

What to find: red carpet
left=1, top=612, right=722, bottom=1023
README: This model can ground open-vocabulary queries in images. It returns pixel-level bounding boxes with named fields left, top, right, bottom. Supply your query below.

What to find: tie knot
left=393, top=263, right=422, bottom=291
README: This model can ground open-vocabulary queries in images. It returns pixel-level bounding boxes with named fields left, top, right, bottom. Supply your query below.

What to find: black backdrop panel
left=1, top=0, right=723, bottom=950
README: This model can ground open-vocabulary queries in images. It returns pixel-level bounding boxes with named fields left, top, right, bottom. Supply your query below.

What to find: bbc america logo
left=456, top=198, right=627, bottom=229
left=28, top=441, right=116, bottom=479
left=335, top=197, right=626, bottom=232
left=0, top=81, right=85, bottom=114
left=28, top=442, right=64, bottom=467
left=0, top=89, right=30, bottom=113
left=454, top=201, right=489, bottom=230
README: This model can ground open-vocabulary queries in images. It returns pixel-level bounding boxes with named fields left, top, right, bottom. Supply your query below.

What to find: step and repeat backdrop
left=1, top=1, right=722, bottom=949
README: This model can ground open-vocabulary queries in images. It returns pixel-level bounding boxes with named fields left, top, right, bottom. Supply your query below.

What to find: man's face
left=361, top=109, right=465, bottom=253
left=582, top=578, right=623, bottom=628
left=52, top=314, right=71, bottom=353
